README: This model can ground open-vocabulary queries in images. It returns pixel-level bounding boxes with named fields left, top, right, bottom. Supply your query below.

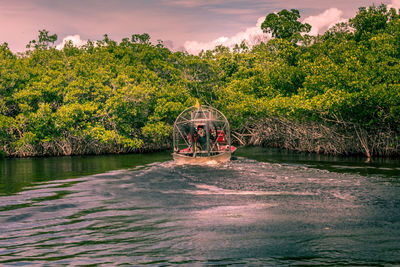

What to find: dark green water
left=1, top=147, right=400, bottom=266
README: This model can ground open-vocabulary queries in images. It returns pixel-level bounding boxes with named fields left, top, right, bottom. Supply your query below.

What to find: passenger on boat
left=196, top=125, right=207, bottom=150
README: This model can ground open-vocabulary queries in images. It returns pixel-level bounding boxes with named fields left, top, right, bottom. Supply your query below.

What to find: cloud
left=389, top=0, right=400, bottom=8
left=183, top=7, right=350, bottom=54
left=56, top=35, right=87, bottom=49
left=162, top=0, right=211, bottom=8
left=184, top=16, right=269, bottom=54
left=303, top=8, right=347, bottom=36
left=163, top=40, right=175, bottom=50
left=209, top=8, right=256, bottom=15
left=2, top=0, right=396, bottom=54
left=162, top=0, right=257, bottom=8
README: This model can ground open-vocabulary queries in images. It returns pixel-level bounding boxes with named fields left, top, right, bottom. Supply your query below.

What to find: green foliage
left=1, top=3, right=400, bottom=157
left=322, top=22, right=354, bottom=42
left=350, top=4, right=400, bottom=41
left=26, top=29, right=58, bottom=50
left=261, top=9, right=311, bottom=43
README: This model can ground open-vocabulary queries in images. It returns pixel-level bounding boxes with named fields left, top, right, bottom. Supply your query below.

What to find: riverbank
left=1, top=5, right=399, bottom=159
left=0, top=141, right=170, bottom=158
left=236, top=119, right=400, bottom=158
left=2, top=122, right=399, bottom=158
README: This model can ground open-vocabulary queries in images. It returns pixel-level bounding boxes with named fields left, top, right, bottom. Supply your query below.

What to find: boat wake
left=1, top=156, right=400, bottom=266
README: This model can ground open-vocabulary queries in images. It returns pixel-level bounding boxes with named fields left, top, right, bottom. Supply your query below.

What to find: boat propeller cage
left=173, top=105, right=231, bottom=157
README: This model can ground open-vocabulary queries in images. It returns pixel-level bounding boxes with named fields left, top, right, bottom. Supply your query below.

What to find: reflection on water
left=0, top=147, right=399, bottom=265
left=0, top=152, right=171, bottom=195
left=236, top=147, right=400, bottom=178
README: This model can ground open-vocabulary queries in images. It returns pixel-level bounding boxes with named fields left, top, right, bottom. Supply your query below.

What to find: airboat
left=172, top=103, right=236, bottom=164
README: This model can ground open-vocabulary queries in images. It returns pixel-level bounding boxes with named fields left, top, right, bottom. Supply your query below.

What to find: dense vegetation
left=1, top=4, right=399, bottom=157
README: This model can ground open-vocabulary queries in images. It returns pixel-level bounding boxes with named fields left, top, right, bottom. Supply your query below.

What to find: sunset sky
left=1, top=0, right=399, bottom=54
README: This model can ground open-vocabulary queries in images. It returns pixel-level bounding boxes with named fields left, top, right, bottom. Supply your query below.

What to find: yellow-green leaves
left=1, top=7, right=400, bottom=157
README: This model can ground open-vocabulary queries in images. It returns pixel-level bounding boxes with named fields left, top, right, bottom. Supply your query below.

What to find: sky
left=0, top=0, right=399, bottom=54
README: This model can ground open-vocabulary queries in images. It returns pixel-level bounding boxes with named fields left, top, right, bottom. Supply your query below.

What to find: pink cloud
left=56, top=35, right=87, bottom=49
left=389, top=0, right=400, bottom=8
left=184, top=17, right=269, bottom=54
left=162, top=0, right=223, bottom=8
left=210, top=8, right=256, bottom=15
left=303, top=8, right=346, bottom=36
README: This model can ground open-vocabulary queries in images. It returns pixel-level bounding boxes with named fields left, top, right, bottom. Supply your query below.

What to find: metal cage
left=173, top=105, right=231, bottom=158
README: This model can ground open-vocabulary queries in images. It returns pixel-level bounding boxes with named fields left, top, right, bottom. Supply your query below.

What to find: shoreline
left=2, top=137, right=399, bottom=159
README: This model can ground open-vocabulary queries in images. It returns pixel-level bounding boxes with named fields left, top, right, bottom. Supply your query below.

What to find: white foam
left=190, top=184, right=316, bottom=196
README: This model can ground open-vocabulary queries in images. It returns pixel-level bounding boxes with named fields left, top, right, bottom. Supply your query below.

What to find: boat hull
left=172, top=151, right=232, bottom=165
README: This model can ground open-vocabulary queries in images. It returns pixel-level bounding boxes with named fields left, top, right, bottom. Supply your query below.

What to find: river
left=1, top=147, right=400, bottom=266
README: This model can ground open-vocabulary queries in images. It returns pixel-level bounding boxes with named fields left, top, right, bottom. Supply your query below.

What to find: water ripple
left=1, top=155, right=400, bottom=265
